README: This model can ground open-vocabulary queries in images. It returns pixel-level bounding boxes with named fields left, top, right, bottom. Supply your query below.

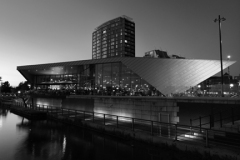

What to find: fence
left=190, top=106, right=240, bottom=130
left=10, top=102, right=240, bottom=148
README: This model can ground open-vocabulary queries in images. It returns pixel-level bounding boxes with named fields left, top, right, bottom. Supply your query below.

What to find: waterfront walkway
left=3, top=101, right=240, bottom=150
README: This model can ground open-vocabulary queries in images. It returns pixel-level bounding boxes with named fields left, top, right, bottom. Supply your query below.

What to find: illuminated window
left=103, top=30, right=106, bottom=34
left=125, top=40, right=128, bottom=43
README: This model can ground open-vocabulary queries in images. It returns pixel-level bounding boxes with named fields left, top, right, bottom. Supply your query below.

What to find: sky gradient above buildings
left=0, top=0, right=239, bottom=86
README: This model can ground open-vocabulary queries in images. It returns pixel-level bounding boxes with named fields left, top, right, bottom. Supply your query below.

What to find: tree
left=16, top=81, right=31, bottom=91
left=1, top=81, right=12, bottom=93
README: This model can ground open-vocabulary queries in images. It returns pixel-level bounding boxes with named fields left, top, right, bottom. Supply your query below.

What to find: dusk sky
left=0, top=0, right=239, bottom=87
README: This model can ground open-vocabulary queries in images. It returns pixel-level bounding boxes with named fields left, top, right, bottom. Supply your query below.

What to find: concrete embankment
left=48, top=114, right=240, bottom=160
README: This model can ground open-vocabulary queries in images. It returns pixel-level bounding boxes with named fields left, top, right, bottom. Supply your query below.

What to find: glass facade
left=34, top=63, right=158, bottom=96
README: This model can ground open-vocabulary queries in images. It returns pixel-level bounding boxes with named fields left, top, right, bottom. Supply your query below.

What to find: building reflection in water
left=14, top=119, right=151, bottom=160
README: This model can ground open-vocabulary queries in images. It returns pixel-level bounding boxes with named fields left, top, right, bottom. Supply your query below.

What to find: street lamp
left=227, top=55, right=231, bottom=75
left=0, top=77, right=2, bottom=96
left=229, top=84, right=234, bottom=95
left=214, top=15, right=226, bottom=97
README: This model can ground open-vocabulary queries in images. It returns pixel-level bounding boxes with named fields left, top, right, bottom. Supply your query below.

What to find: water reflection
left=0, top=107, right=155, bottom=160
left=0, top=108, right=9, bottom=117
left=15, top=120, right=138, bottom=160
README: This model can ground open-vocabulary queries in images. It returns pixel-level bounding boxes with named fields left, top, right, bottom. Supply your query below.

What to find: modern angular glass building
left=17, top=57, right=235, bottom=96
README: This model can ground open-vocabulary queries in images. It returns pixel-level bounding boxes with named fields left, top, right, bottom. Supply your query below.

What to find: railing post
left=132, top=118, right=134, bottom=131
left=56, top=108, right=58, bottom=118
left=75, top=110, right=77, bottom=120
left=209, top=115, right=212, bottom=129
left=83, top=111, right=85, bottom=121
left=93, top=112, right=94, bottom=122
left=175, top=124, right=178, bottom=141
left=205, top=129, right=208, bottom=147
left=232, top=107, right=234, bottom=125
left=62, top=108, right=63, bottom=115
left=220, top=111, right=222, bottom=127
left=199, top=116, right=202, bottom=131
left=56, top=107, right=58, bottom=118
left=117, top=116, right=119, bottom=128
left=104, top=114, right=105, bottom=125
left=151, top=121, right=153, bottom=136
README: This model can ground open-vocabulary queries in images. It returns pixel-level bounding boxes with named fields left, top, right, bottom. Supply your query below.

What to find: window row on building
left=34, top=62, right=156, bottom=95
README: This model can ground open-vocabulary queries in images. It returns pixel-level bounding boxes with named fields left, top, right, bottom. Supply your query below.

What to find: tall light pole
left=0, top=76, right=2, bottom=96
left=214, top=15, right=226, bottom=97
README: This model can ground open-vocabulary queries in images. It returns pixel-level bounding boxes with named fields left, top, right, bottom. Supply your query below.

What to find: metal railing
left=10, top=102, right=240, bottom=148
left=190, top=106, right=240, bottom=130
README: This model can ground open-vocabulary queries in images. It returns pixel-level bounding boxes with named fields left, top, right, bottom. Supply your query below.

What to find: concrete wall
left=32, top=96, right=240, bottom=126
left=33, top=97, right=62, bottom=108
left=32, top=97, right=94, bottom=112
left=93, top=97, right=179, bottom=123
left=62, top=98, right=94, bottom=112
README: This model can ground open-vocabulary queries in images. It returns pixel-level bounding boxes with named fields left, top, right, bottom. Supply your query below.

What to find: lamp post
left=0, top=77, right=2, bottom=96
left=227, top=55, right=231, bottom=75
left=229, top=84, right=234, bottom=96
left=214, top=15, right=226, bottom=97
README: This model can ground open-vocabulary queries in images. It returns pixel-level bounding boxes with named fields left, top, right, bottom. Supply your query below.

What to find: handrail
left=7, top=102, right=240, bottom=149
left=190, top=106, right=240, bottom=129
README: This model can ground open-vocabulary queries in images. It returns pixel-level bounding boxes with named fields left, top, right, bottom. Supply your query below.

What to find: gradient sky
left=0, top=0, right=239, bottom=86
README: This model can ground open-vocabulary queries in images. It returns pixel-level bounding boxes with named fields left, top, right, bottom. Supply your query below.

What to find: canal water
left=0, top=107, right=165, bottom=160
left=0, top=107, right=234, bottom=160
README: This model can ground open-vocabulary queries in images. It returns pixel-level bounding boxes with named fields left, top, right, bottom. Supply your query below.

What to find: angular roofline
left=17, top=57, right=236, bottom=70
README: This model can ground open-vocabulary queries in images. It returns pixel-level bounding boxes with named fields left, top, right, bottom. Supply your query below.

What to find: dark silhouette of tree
left=1, top=81, right=12, bottom=93
left=16, top=81, right=30, bottom=91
